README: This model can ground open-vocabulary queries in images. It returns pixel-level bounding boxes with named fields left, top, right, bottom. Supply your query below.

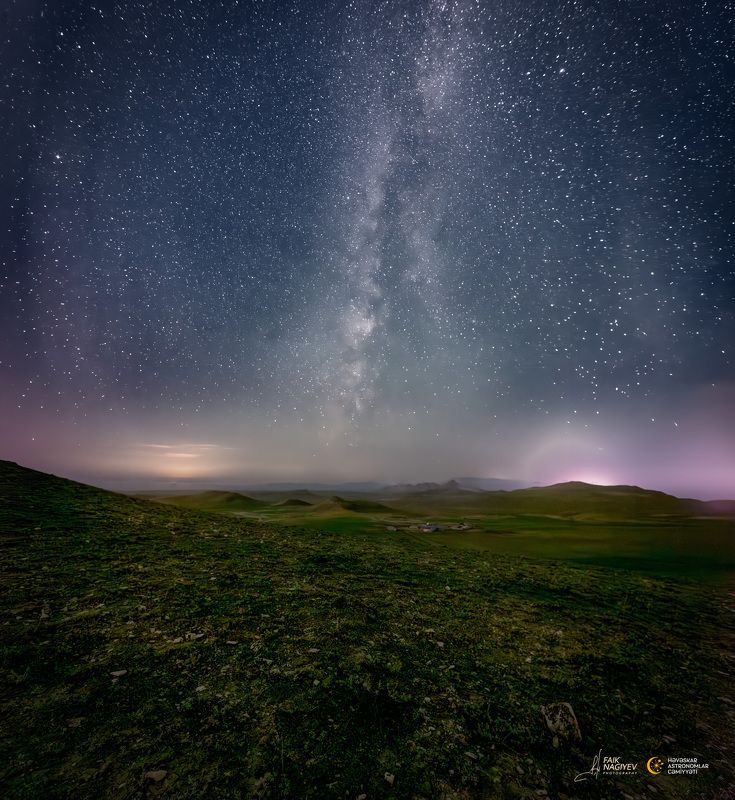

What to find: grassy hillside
left=1, top=461, right=734, bottom=799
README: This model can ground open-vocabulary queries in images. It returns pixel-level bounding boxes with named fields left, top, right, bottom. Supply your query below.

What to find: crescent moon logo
left=646, top=756, right=664, bottom=775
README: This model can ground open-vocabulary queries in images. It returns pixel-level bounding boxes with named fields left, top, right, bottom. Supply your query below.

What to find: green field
left=140, top=481, right=735, bottom=584
left=277, top=516, right=735, bottom=582
left=172, top=489, right=735, bottom=583
left=2, top=461, right=735, bottom=799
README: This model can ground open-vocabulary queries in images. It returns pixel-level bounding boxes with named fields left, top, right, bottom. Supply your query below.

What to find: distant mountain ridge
left=239, top=476, right=536, bottom=493
left=452, top=476, right=537, bottom=491
left=389, top=480, right=735, bottom=518
left=240, top=481, right=386, bottom=492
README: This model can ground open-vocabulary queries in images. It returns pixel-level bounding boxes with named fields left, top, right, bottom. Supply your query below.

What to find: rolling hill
left=148, top=489, right=267, bottom=512
left=308, top=496, right=400, bottom=515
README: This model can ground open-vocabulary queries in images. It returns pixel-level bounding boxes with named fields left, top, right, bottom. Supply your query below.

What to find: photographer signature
left=574, top=748, right=602, bottom=782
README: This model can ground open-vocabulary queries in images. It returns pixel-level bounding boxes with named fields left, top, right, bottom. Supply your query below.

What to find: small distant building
left=418, top=522, right=440, bottom=532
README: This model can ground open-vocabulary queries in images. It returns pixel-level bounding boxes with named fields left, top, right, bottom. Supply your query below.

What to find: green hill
left=247, top=489, right=322, bottom=504
left=309, top=495, right=400, bottom=515
left=150, top=489, right=267, bottom=512
left=274, top=497, right=313, bottom=507
left=0, top=460, right=733, bottom=799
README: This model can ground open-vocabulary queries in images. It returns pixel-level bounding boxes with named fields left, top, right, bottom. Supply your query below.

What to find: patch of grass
left=1, top=461, right=734, bottom=799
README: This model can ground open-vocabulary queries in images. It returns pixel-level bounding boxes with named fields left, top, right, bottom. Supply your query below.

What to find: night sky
left=1, top=0, right=734, bottom=497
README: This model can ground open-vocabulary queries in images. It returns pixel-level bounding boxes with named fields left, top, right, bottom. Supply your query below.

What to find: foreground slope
left=1, top=461, right=734, bottom=800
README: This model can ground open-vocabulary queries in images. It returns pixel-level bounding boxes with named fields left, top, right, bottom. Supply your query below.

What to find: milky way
left=1, top=0, right=733, bottom=496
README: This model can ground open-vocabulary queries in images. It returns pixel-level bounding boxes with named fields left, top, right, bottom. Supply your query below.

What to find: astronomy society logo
left=575, top=749, right=709, bottom=782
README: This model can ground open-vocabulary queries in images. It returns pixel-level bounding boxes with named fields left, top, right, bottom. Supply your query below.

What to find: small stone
left=384, top=772, right=395, bottom=785
left=357, top=795, right=367, bottom=800
left=307, top=647, right=320, bottom=653
left=540, top=702, right=581, bottom=742
left=110, top=670, right=127, bottom=678
left=144, top=770, right=167, bottom=782
left=195, top=685, right=206, bottom=692
left=226, top=640, right=238, bottom=645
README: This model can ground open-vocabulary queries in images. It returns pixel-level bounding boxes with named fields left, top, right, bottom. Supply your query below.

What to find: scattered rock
left=540, top=702, right=581, bottom=742
left=356, top=795, right=367, bottom=800
left=307, top=647, right=320, bottom=653
left=195, top=685, right=206, bottom=692
left=384, top=772, right=395, bottom=785
left=110, top=670, right=127, bottom=678
left=170, top=637, right=183, bottom=644
left=226, top=640, right=238, bottom=645
left=255, top=772, right=273, bottom=790
left=143, top=770, right=167, bottom=782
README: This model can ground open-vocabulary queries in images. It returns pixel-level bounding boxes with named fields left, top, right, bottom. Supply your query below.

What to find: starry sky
left=1, top=0, right=734, bottom=497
